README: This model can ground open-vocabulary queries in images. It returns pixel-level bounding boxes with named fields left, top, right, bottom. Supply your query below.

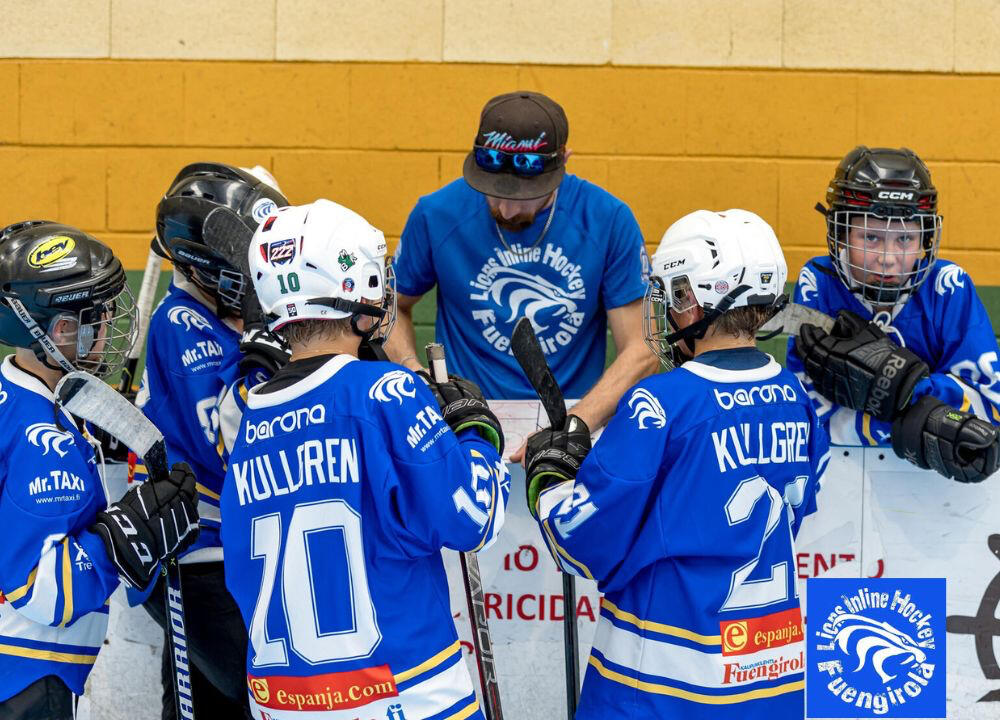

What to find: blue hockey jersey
left=220, top=355, right=509, bottom=720
left=786, top=257, right=1000, bottom=446
left=135, top=276, right=241, bottom=561
left=0, top=357, right=121, bottom=701
left=533, top=349, right=828, bottom=720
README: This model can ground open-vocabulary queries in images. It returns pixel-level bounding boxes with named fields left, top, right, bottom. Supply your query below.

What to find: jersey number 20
left=248, top=499, right=382, bottom=667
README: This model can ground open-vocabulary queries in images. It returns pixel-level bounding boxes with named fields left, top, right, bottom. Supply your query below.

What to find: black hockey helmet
left=0, top=221, right=137, bottom=376
left=820, top=146, right=942, bottom=305
left=153, top=163, right=288, bottom=316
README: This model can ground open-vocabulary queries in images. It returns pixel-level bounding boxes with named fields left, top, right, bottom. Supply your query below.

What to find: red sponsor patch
left=720, top=607, right=803, bottom=656
left=247, top=665, right=398, bottom=712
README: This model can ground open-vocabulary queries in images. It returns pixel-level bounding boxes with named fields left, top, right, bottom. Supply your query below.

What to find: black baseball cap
left=463, top=91, right=569, bottom=201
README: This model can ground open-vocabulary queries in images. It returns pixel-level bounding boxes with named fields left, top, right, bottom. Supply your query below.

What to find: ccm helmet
left=0, top=221, right=137, bottom=377
left=644, top=209, right=787, bottom=367
left=821, top=146, right=941, bottom=305
left=249, top=199, right=395, bottom=339
left=153, top=162, right=288, bottom=315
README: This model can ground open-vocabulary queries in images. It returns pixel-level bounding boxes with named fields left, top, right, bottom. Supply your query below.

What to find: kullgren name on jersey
left=712, top=421, right=812, bottom=473
left=230, top=437, right=360, bottom=507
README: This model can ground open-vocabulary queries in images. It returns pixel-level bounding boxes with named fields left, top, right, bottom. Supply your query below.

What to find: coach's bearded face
left=487, top=194, right=554, bottom=232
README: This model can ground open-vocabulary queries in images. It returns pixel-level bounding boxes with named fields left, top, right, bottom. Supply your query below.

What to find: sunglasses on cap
left=474, top=147, right=560, bottom=177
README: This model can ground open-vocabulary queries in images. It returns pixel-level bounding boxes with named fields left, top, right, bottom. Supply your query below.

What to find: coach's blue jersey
left=533, top=349, right=829, bottom=720
left=0, top=358, right=121, bottom=700
left=393, top=174, right=648, bottom=399
left=136, top=279, right=240, bottom=560
left=221, top=356, right=509, bottom=720
left=786, top=257, right=1000, bottom=446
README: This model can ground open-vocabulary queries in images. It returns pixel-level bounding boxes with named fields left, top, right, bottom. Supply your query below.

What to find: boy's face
left=844, top=216, right=923, bottom=289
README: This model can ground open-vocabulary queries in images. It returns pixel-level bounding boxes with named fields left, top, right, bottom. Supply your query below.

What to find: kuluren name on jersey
left=231, top=438, right=360, bottom=507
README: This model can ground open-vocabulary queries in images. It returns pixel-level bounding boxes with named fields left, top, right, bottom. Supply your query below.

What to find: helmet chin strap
left=2, top=295, right=76, bottom=373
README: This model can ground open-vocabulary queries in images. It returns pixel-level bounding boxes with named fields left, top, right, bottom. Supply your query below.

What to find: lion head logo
left=486, top=267, right=584, bottom=332
left=831, top=613, right=927, bottom=683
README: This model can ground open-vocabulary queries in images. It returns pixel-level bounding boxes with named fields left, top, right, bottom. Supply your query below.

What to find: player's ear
left=48, top=314, right=79, bottom=345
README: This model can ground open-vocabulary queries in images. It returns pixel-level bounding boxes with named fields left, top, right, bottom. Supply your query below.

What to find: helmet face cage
left=827, top=210, right=942, bottom=305
left=367, top=258, right=397, bottom=342
left=52, top=283, right=138, bottom=378
left=642, top=276, right=677, bottom=370
left=216, top=267, right=247, bottom=313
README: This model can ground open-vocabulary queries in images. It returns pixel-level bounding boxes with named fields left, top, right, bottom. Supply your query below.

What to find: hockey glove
left=418, top=372, right=504, bottom=455
left=238, top=286, right=290, bottom=377
left=891, top=395, right=1000, bottom=483
left=795, top=309, right=929, bottom=422
left=524, top=415, right=591, bottom=519
left=90, top=462, right=200, bottom=588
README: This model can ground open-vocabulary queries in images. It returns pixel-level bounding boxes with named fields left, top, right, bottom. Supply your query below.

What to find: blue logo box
left=806, top=578, right=945, bottom=718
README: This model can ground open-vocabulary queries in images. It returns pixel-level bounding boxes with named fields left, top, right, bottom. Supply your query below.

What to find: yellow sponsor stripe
left=0, top=643, right=98, bottom=665
left=540, top=516, right=595, bottom=580
left=589, top=655, right=803, bottom=704
left=441, top=699, right=480, bottom=720
left=393, top=640, right=461, bottom=684
left=4, top=567, right=38, bottom=604
left=861, top=413, right=878, bottom=446
left=60, top=539, right=73, bottom=627
left=196, top=483, right=221, bottom=502
left=601, top=598, right=720, bottom=645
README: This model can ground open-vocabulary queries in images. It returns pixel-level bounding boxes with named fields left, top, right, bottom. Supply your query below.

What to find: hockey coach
left=386, top=91, right=658, bottom=446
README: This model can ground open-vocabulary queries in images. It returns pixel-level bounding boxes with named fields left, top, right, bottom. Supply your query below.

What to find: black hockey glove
left=892, top=395, right=1000, bottom=483
left=90, top=462, right=200, bottom=589
left=795, top=309, right=929, bottom=422
left=524, top=416, right=591, bottom=519
left=418, top=372, right=504, bottom=455
left=238, top=287, right=290, bottom=376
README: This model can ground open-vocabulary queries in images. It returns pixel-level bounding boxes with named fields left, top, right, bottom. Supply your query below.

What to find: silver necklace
left=494, top=189, right=558, bottom=259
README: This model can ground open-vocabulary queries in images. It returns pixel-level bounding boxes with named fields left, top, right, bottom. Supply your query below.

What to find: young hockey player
left=0, top=221, right=199, bottom=718
left=135, top=162, right=289, bottom=719
left=525, top=210, right=828, bottom=719
left=220, top=199, right=509, bottom=720
left=787, top=146, right=999, bottom=482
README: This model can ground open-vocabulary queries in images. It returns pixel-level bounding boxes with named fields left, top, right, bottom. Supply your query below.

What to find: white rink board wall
left=85, top=404, right=999, bottom=719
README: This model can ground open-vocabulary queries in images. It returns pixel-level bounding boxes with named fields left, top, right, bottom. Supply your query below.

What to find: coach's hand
left=524, top=416, right=591, bottom=519
left=795, top=309, right=928, bottom=422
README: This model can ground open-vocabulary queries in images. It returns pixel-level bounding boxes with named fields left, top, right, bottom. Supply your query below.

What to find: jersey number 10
left=247, top=499, right=382, bottom=667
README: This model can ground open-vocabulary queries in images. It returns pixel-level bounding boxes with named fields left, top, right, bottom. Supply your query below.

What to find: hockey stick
left=118, top=249, right=163, bottom=395
left=425, top=344, right=504, bottom=720
left=509, top=317, right=580, bottom=720
left=757, top=302, right=835, bottom=338
left=55, top=372, right=195, bottom=720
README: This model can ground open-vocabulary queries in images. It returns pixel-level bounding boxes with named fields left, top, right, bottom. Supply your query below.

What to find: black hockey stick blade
left=55, top=371, right=169, bottom=481
left=511, top=317, right=567, bottom=430
left=202, top=206, right=255, bottom=277
left=757, top=302, right=835, bottom=338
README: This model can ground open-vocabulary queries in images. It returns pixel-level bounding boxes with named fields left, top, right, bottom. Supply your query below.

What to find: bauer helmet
left=644, top=209, right=787, bottom=367
left=821, top=146, right=941, bottom=306
left=249, top=199, right=395, bottom=339
left=153, top=162, right=288, bottom=316
left=0, top=221, right=137, bottom=377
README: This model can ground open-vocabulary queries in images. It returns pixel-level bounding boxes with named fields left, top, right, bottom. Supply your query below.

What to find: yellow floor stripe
left=589, top=655, right=802, bottom=704
left=601, top=598, right=720, bottom=645
left=393, top=640, right=460, bottom=683
left=0, top=643, right=97, bottom=665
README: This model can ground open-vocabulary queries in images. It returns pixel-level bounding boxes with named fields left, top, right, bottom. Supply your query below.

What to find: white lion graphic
left=26, top=423, right=74, bottom=457
left=831, top=613, right=927, bottom=683
left=487, top=267, right=584, bottom=332
left=798, top=266, right=819, bottom=303
left=369, top=370, right=416, bottom=404
left=167, top=305, right=212, bottom=332
left=627, top=388, right=666, bottom=430
left=934, top=264, right=966, bottom=296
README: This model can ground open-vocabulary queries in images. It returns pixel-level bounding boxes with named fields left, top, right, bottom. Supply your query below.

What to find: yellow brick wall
left=2, top=59, right=1000, bottom=283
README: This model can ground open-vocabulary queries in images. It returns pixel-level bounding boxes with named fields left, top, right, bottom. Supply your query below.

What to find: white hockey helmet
left=644, top=209, right=787, bottom=366
left=249, top=199, right=395, bottom=337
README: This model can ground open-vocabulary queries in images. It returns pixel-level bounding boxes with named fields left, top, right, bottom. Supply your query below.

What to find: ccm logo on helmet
left=661, top=258, right=686, bottom=270
left=876, top=190, right=915, bottom=201
left=246, top=404, right=326, bottom=444
left=714, top=384, right=798, bottom=410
